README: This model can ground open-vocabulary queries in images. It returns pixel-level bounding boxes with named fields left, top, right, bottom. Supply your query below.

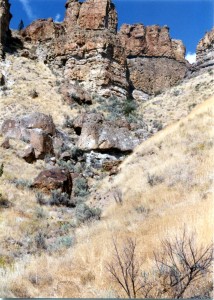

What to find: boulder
left=18, top=145, right=36, bottom=164
left=21, top=18, right=65, bottom=43
left=60, top=151, right=71, bottom=161
left=1, top=113, right=56, bottom=160
left=74, top=113, right=139, bottom=151
left=30, top=129, right=54, bottom=159
left=33, top=168, right=73, bottom=196
left=20, top=112, right=56, bottom=136
left=1, top=113, right=55, bottom=141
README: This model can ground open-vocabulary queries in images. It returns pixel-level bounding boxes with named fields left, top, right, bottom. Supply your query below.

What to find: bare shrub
left=154, top=228, right=213, bottom=298
left=107, top=229, right=213, bottom=298
left=106, top=238, right=143, bottom=298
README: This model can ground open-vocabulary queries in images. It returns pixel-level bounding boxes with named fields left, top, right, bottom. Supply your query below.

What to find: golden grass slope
left=0, top=96, right=213, bottom=298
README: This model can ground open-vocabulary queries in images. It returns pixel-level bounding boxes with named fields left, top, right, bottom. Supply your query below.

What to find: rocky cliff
left=18, top=0, right=190, bottom=99
left=196, top=27, right=214, bottom=69
left=119, top=24, right=187, bottom=95
left=0, top=0, right=11, bottom=57
left=1, top=0, right=213, bottom=100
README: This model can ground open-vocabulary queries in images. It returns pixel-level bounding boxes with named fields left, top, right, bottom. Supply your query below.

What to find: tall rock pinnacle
left=0, top=0, right=12, bottom=56
left=64, top=0, right=118, bottom=33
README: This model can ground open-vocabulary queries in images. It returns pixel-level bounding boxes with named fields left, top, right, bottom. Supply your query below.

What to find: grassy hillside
left=0, top=95, right=213, bottom=298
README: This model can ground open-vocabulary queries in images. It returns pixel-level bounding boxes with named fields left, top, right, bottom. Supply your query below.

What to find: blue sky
left=9, top=0, right=214, bottom=63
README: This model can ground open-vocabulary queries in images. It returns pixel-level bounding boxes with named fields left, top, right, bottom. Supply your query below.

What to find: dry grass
left=0, top=54, right=70, bottom=127
left=0, top=95, right=213, bottom=297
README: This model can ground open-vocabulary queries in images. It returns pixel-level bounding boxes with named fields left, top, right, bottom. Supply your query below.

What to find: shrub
left=71, top=146, right=84, bottom=161
left=147, top=173, right=164, bottom=186
left=173, top=89, right=180, bottom=96
left=13, top=178, right=32, bottom=189
left=35, top=232, right=46, bottom=250
left=73, top=177, right=89, bottom=197
left=75, top=203, right=101, bottom=223
left=35, top=192, right=47, bottom=205
left=49, top=190, right=73, bottom=207
left=48, top=235, right=75, bottom=252
left=123, top=99, right=137, bottom=116
left=107, top=229, right=213, bottom=298
left=63, top=116, right=73, bottom=129
left=153, top=120, right=163, bottom=131
left=35, top=207, right=46, bottom=219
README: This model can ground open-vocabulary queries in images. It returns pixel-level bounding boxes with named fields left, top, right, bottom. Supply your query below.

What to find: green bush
left=123, top=99, right=137, bottom=116
left=75, top=203, right=101, bottom=223
left=49, top=190, right=73, bottom=207
left=73, top=177, right=89, bottom=197
left=13, top=178, right=32, bottom=189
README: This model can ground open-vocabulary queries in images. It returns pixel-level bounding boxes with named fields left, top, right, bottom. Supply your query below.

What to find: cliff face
left=196, top=28, right=214, bottom=69
left=65, top=0, right=118, bottom=32
left=118, top=24, right=187, bottom=95
left=0, top=0, right=12, bottom=57
left=1, top=0, right=191, bottom=98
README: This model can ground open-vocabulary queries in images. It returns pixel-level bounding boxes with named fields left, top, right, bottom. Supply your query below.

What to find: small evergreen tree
left=18, top=20, right=24, bottom=31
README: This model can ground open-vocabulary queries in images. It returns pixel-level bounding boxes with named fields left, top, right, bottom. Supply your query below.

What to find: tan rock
left=30, top=129, right=54, bottom=159
left=18, top=145, right=36, bottom=164
left=74, top=113, right=139, bottom=151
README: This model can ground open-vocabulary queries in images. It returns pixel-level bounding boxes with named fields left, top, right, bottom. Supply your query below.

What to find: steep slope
left=0, top=96, right=213, bottom=298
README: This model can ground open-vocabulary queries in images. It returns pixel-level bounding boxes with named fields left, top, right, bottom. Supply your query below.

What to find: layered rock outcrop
left=0, top=0, right=12, bottom=57
left=118, top=24, right=187, bottom=95
left=196, top=28, right=214, bottom=69
left=19, top=0, right=188, bottom=98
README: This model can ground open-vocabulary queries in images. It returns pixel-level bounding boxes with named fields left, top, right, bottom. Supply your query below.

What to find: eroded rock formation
left=19, top=0, right=188, bottom=98
left=65, top=0, right=118, bottom=32
left=118, top=24, right=187, bottom=95
left=196, top=28, right=214, bottom=69
left=0, top=0, right=12, bottom=57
